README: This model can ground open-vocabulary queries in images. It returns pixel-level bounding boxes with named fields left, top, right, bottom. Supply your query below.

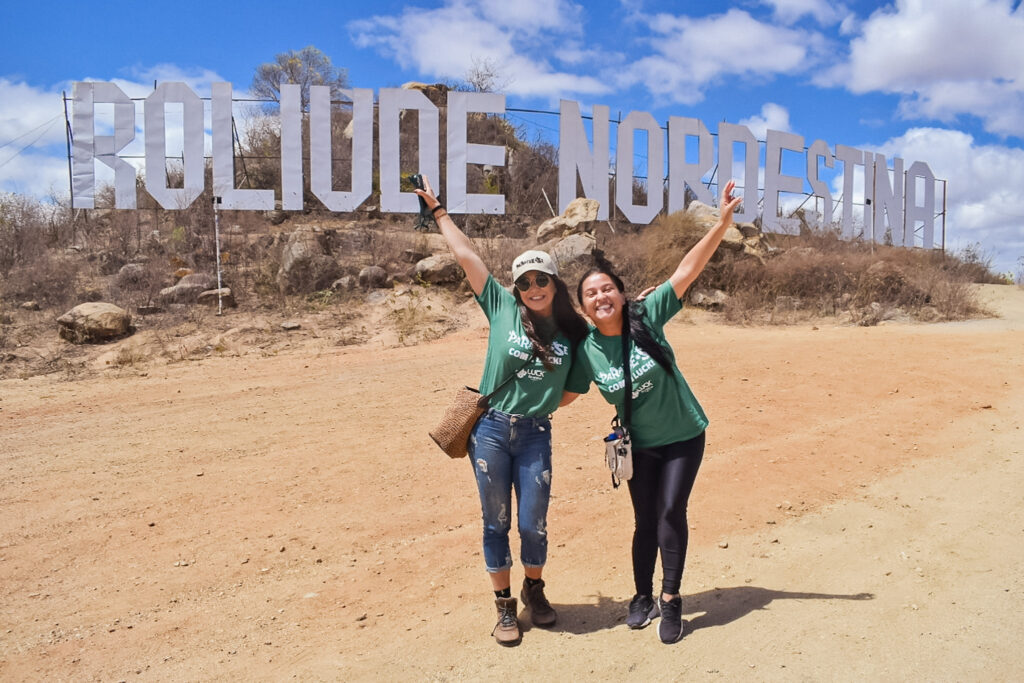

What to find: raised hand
left=719, top=179, right=742, bottom=224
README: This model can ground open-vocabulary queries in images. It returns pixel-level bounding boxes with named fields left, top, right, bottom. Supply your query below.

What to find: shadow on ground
left=524, top=586, right=873, bottom=636
left=687, top=586, right=874, bottom=632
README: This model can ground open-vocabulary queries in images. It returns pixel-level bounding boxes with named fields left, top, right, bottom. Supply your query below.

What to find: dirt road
left=2, top=285, right=1022, bottom=681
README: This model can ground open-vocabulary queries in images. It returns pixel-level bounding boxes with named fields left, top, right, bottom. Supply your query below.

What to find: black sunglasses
left=514, top=273, right=551, bottom=292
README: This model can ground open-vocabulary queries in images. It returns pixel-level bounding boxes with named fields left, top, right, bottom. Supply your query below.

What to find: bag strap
left=609, top=308, right=633, bottom=489
left=480, top=351, right=536, bottom=405
left=621, top=306, right=633, bottom=433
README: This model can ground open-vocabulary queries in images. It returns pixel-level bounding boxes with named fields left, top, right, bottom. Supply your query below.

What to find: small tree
left=464, top=56, right=511, bottom=94
left=251, top=45, right=349, bottom=111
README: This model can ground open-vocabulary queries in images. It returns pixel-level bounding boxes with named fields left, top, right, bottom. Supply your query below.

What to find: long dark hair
left=514, top=276, right=588, bottom=370
left=576, top=252, right=676, bottom=376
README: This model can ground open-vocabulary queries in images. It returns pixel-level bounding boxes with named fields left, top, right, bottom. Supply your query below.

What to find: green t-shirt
left=475, top=274, right=576, bottom=417
left=567, top=281, right=708, bottom=449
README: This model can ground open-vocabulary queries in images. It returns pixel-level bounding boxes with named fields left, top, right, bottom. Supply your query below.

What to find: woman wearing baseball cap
left=415, top=176, right=587, bottom=646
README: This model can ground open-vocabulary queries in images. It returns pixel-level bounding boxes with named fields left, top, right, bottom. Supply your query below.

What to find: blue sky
left=1, top=0, right=1022, bottom=275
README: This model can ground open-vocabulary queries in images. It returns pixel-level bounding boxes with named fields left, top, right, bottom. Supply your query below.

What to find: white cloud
left=876, top=127, right=1024, bottom=273
left=831, top=0, right=1024, bottom=138
left=0, top=79, right=68, bottom=149
left=739, top=102, right=792, bottom=139
left=758, top=0, right=847, bottom=25
left=618, top=9, right=830, bottom=105
left=348, top=1, right=609, bottom=99
left=0, top=150, right=72, bottom=200
left=477, top=0, right=583, bottom=33
left=126, top=64, right=231, bottom=98
left=837, top=13, right=861, bottom=36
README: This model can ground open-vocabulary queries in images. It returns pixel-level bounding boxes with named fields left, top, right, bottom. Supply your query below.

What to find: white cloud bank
left=617, top=9, right=831, bottom=105
left=826, top=0, right=1024, bottom=139
left=347, top=0, right=611, bottom=99
left=878, top=126, right=1024, bottom=273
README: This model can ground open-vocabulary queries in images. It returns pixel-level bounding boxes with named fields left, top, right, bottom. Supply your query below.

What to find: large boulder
left=276, top=227, right=342, bottom=294
left=414, top=254, right=462, bottom=284
left=331, top=276, right=357, bottom=292
left=358, top=266, right=391, bottom=290
left=115, top=263, right=148, bottom=289
left=57, top=302, right=132, bottom=343
left=550, top=233, right=597, bottom=269
left=197, top=288, right=237, bottom=308
left=536, top=198, right=600, bottom=243
left=720, top=226, right=747, bottom=250
left=690, top=288, right=729, bottom=309
left=179, top=272, right=218, bottom=289
left=685, top=200, right=720, bottom=226
left=158, top=273, right=219, bottom=304
left=401, top=81, right=450, bottom=108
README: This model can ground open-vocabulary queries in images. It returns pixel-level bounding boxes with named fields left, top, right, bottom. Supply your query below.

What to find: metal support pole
left=541, top=188, right=556, bottom=217
left=940, top=179, right=948, bottom=255
left=213, top=196, right=224, bottom=316
left=902, top=169, right=909, bottom=247
left=62, top=91, right=75, bottom=242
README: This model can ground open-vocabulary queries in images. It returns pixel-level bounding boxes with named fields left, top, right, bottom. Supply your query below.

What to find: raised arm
left=414, top=176, right=489, bottom=296
left=668, top=179, right=743, bottom=299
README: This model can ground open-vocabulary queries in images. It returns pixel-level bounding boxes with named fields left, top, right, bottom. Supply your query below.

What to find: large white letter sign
left=280, top=84, right=303, bottom=210
left=717, top=123, right=758, bottom=223
left=904, top=161, right=936, bottom=248
left=807, top=139, right=835, bottom=228
left=71, top=82, right=136, bottom=209
left=310, top=86, right=374, bottom=212
left=447, top=91, right=506, bottom=214
left=378, top=88, right=439, bottom=213
left=144, top=83, right=205, bottom=209
left=872, top=154, right=905, bottom=245
left=212, top=83, right=274, bottom=210
left=558, top=99, right=610, bottom=219
left=836, top=144, right=864, bottom=239
left=615, top=111, right=664, bottom=224
left=763, top=129, right=805, bottom=235
left=667, top=116, right=714, bottom=212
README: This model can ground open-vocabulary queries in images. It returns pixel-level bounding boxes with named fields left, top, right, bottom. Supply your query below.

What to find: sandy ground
left=1, top=284, right=1022, bottom=681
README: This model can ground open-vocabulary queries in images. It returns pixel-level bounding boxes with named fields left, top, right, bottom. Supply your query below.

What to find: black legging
left=626, top=431, right=705, bottom=597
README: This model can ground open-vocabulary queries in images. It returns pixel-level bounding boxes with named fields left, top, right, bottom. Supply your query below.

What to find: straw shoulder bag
left=429, top=354, right=535, bottom=458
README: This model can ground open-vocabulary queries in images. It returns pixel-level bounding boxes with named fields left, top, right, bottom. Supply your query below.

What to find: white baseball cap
left=511, top=250, right=558, bottom=282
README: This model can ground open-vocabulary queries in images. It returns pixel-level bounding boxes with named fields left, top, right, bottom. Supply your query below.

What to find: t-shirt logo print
left=518, top=368, right=546, bottom=381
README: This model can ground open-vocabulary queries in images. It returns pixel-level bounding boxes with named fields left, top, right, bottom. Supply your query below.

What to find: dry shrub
left=597, top=211, right=711, bottom=295
left=476, top=236, right=530, bottom=286
left=108, top=259, right=173, bottom=308
left=2, top=252, right=83, bottom=310
left=112, top=344, right=147, bottom=368
left=594, top=216, right=992, bottom=325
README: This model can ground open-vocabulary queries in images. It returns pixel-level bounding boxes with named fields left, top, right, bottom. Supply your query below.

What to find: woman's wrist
left=431, top=203, right=447, bottom=221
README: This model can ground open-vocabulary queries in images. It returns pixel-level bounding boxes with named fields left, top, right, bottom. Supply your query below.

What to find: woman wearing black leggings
left=629, top=434, right=705, bottom=603
left=562, top=181, right=741, bottom=644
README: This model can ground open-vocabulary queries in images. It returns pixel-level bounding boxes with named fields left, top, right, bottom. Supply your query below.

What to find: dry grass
left=594, top=212, right=991, bottom=325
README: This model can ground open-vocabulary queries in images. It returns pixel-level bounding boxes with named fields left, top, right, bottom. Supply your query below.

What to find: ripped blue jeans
left=468, top=408, right=553, bottom=572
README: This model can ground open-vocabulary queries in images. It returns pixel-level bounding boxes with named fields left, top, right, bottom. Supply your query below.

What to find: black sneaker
left=626, top=593, right=659, bottom=629
left=658, top=595, right=684, bottom=644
